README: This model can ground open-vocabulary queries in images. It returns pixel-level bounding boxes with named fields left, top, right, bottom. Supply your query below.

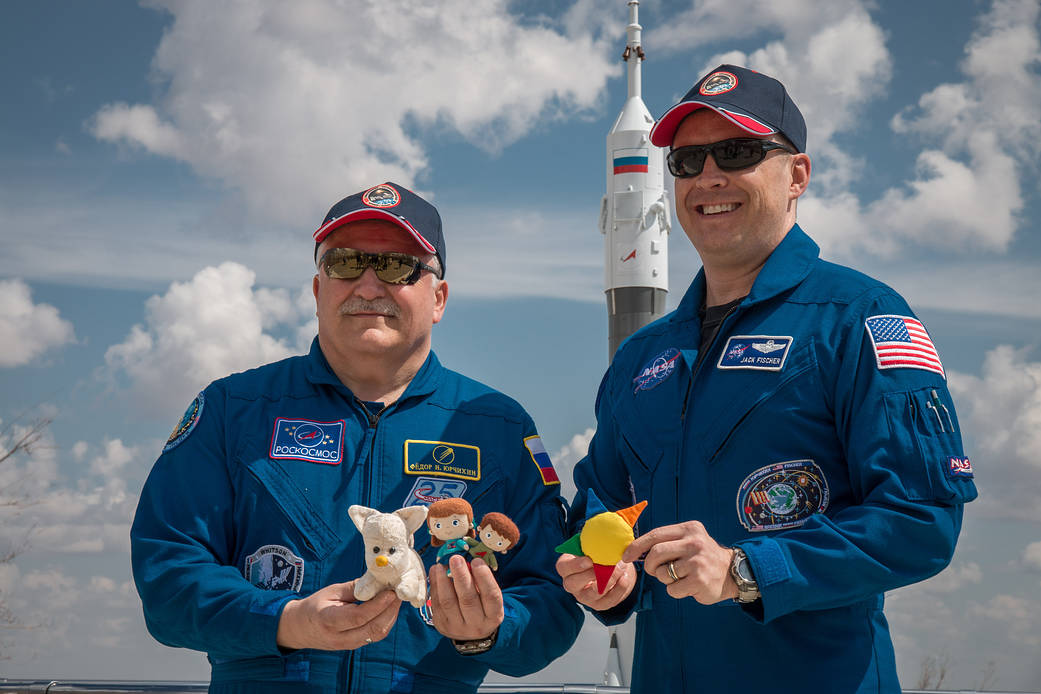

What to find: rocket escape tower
left=600, top=0, right=671, bottom=358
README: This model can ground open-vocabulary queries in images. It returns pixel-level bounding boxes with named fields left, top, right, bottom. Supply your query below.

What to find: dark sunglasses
left=667, top=138, right=796, bottom=178
left=319, top=247, right=442, bottom=285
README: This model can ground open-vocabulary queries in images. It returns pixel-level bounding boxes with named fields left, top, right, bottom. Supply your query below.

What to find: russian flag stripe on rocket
left=524, top=435, right=560, bottom=485
left=613, top=148, right=649, bottom=174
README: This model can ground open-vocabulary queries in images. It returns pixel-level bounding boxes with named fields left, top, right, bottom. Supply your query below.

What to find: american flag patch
left=865, top=315, right=945, bottom=378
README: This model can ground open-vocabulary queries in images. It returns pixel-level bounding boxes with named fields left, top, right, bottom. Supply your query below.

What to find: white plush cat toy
left=348, top=504, right=428, bottom=608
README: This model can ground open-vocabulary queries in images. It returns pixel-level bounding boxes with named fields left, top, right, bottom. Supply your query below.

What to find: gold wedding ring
left=666, top=561, right=679, bottom=583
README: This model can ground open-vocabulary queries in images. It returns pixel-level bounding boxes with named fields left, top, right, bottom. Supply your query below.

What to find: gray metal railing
left=1, top=682, right=1036, bottom=694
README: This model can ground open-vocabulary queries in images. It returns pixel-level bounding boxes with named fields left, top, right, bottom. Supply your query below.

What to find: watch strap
left=452, top=627, right=498, bottom=656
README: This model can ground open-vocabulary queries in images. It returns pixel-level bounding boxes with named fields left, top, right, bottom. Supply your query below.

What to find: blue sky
left=1, top=0, right=1040, bottom=689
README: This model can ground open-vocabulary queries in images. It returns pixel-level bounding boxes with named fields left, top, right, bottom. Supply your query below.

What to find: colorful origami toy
left=555, top=489, right=647, bottom=593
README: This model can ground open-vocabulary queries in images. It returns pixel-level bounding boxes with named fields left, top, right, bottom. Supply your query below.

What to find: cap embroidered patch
left=947, top=456, right=974, bottom=478
left=403, top=477, right=469, bottom=507
left=361, top=184, right=401, bottom=208
left=245, top=544, right=304, bottom=592
left=718, top=336, right=793, bottom=371
left=164, top=392, right=204, bottom=452
left=700, top=71, right=738, bottom=95
left=269, top=418, right=345, bottom=465
left=405, top=440, right=481, bottom=481
left=633, top=347, right=681, bottom=393
left=524, top=435, right=560, bottom=485
left=865, top=315, right=945, bottom=378
left=737, top=459, right=829, bottom=532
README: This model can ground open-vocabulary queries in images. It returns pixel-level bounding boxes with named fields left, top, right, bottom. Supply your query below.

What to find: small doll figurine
left=465, top=512, right=520, bottom=571
left=427, top=498, right=476, bottom=566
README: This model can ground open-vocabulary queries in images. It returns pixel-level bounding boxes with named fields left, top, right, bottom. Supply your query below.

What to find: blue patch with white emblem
left=403, top=477, right=469, bottom=507
left=164, top=392, right=204, bottom=452
left=632, top=347, right=681, bottom=393
left=737, top=459, right=829, bottom=532
left=270, top=418, right=344, bottom=465
left=245, top=544, right=304, bottom=592
left=718, top=335, right=793, bottom=371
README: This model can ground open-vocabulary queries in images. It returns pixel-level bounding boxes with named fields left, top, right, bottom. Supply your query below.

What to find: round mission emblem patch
left=699, top=71, right=738, bottom=96
left=164, top=392, right=204, bottom=452
left=361, top=184, right=401, bottom=208
left=736, top=459, right=829, bottom=532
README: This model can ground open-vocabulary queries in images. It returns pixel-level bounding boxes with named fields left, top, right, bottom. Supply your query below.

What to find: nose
left=374, top=555, right=389, bottom=567
left=693, top=152, right=728, bottom=189
left=351, top=267, right=388, bottom=299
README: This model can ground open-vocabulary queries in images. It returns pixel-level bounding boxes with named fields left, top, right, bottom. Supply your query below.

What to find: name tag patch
left=737, top=459, right=829, bottom=532
left=403, top=477, right=469, bottom=507
left=405, top=440, right=481, bottom=481
left=270, top=418, right=345, bottom=465
left=245, top=544, right=304, bottom=592
left=718, top=335, right=793, bottom=371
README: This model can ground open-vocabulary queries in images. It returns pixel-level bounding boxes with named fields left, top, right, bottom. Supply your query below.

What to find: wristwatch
left=729, top=547, right=760, bottom=603
left=452, top=628, right=498, bottom=656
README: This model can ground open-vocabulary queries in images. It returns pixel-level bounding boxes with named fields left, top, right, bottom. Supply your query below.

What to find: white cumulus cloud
left=0, top=278, right=75, bottom=367
left=89, top=0, right=616, bottom=227
left=1022, top=540, right=1041, bottom=572
left=949, top=345, right=1041, bottom=522
left=105, top=262, right=315, bottom=414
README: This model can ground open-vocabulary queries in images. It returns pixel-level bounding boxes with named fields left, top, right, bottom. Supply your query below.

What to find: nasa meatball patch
left=633, top=347, right=682, bottom=393
left=718, top=336, right=793, bottom=371
left=737, top=459, right=829, bottom=532
left=164, top=392, right=204, bottom=452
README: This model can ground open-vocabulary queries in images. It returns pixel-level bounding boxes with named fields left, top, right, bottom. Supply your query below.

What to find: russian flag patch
left=524, top=435, right=560, bottom=485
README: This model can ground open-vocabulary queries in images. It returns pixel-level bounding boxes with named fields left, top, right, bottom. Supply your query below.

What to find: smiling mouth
left=697, top=202, right=740, bottom=216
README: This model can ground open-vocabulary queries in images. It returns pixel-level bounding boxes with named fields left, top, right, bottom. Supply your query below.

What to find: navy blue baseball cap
left=313, top=182, right=446, bottom=275
left=650, top=64, right=806, bottom=153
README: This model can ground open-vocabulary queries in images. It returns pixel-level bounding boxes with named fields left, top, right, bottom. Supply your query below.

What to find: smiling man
left=131, top=182, right=582, bottom=693
left=557, top=65, right=978, bottom=693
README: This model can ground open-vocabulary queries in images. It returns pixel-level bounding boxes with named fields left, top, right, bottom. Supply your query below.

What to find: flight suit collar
left=304, top=336, right=444, bottom=400
left=673, top=223, right=819, bottom=322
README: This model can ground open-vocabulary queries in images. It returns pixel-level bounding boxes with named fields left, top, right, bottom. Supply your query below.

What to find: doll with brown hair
left=465, top=512, right=520, bottom=571
left=427, top=498, right=476, bottom=565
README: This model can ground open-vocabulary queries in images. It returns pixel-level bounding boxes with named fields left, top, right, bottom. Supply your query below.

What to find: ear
left=788, top=153, right=811, bottom=200
left=431, top=280, right=448, bottom=325
left=348, top=505, right=377, bottom=532
left=395, top=506, right=429, bottom=535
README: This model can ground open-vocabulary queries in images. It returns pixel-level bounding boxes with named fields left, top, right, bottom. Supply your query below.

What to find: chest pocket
left=700, top=338, right=820, bottom=466
left=236, top=435, right=342, bottom=591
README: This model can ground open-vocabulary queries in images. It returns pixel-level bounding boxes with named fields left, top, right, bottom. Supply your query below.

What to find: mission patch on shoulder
left=164, top=392, right=204, bottom=452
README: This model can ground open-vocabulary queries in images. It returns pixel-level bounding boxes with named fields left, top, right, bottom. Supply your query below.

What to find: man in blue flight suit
left=556, top=65, right=978, bottom=693
left=131, top=182, right=582, bottom=693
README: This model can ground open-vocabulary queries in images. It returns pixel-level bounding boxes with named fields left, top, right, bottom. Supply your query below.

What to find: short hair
left=427, top=498, right=474, bottom=546
left=478, top=512, right=520, bottom=546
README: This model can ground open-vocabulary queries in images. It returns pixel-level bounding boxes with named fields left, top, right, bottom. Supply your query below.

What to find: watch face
left=736, top=555, right=755, bottom=583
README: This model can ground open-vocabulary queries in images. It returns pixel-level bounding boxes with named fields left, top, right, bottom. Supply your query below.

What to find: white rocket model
left=600, top=0, right=670, bottom=357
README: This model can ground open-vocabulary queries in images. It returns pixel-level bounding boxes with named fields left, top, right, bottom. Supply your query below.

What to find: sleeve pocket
left=882, top=389, right=978, bottom=505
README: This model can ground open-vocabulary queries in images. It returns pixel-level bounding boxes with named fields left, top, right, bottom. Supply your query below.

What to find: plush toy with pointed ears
left=348, top=504, right=428, bottom=608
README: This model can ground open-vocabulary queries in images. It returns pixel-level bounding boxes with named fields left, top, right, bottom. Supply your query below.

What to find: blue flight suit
left=571, top=226, right=977, bottom=694
left=131, top=339, right=582, bottom=693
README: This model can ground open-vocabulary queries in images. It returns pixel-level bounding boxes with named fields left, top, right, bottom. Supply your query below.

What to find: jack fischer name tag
left=718, top=335, right=793, bottom=371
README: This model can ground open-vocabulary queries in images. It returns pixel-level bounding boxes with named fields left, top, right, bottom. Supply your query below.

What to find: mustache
left=338, top=297, right=401, bottom=318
